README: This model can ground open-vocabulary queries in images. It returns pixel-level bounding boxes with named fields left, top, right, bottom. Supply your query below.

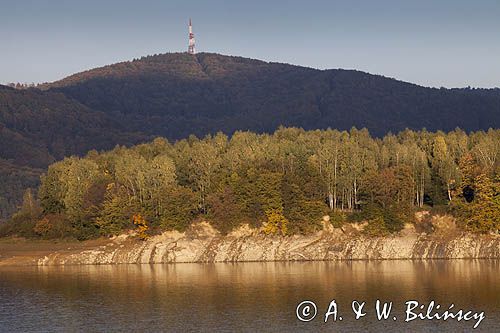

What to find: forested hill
left=0, top=85, right=145, bottom=167
left=45, top=52, right=500, bottom=139
left=0, top=85, right=146, bottom=218
left=1, top=52, right=499, bottom=219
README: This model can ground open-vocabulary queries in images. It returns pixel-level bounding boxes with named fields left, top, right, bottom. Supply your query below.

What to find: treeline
left=1, top=127, right=498, bottom=240
left=6, top=82, right=40, bottom=90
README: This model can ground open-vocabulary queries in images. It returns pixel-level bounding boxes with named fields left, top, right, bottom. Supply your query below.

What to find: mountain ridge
left=44, top=52, right=500, bottom=139
left=44, top=52, right=500, bottom=90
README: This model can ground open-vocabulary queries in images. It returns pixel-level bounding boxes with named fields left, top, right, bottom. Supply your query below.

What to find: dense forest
left=1, top=127, right=498, bottom=240
left=47, top=53, right=500, bottom=140
left=0, top=85, right=146, bottom=218
left=1, top=52, right=499, bottom=218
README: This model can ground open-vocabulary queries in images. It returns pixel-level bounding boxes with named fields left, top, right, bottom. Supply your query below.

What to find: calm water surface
left=0, top=260, right=499, bottom=332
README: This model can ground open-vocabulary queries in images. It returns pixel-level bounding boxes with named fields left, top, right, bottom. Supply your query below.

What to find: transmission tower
left=188, top=18, right=196, bottom=54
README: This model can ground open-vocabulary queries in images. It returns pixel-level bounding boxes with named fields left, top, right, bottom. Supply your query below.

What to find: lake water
left=0, top=261, right=499, bottom=332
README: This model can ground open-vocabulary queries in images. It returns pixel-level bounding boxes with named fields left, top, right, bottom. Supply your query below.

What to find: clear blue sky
left=2, top=0, right=499, bottom=87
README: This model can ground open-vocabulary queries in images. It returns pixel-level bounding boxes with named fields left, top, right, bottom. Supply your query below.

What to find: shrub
left=207, top=187, right=244, bottom=234
left=34, top=213, right=73, bottom=239
left=330, top=211, right=346, bottom=228
left=363, top=217, right=389, bottom=237
left=159, top=187, right=198, bottom=232
left=133, top=213, right=149, bottom=240
left=351, top=203, right=407, bottom=234
left=263, top=208, right=288, bottom=236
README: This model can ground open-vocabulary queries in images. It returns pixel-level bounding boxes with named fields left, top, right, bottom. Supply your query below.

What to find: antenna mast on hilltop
left=188, top=18, right=196, bottom=54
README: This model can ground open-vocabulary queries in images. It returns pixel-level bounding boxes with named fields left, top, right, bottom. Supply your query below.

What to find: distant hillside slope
left=47, top=52, right=500, bottom=138
left=0, top=158, right=42, bottom=219
left=0, top=85, right=146, bottom=218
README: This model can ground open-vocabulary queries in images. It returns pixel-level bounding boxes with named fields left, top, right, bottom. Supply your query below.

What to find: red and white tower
left=188, top=18, right=196, bottom=54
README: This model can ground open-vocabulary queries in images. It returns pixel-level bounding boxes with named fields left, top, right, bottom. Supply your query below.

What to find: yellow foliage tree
left=464, top=174, right=499, bottom=233
left=263, top=208, right=288, bottom=236
left=133, top=213, right=149, bottom=240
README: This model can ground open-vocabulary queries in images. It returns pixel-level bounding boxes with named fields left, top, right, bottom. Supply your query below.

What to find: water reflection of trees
left=0, top=261, right=498, bottom=331
left=0, top=261, right=497, bottom=303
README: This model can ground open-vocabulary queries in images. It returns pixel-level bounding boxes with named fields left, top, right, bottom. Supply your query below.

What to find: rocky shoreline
left=33, top=219, right=499, bottom=266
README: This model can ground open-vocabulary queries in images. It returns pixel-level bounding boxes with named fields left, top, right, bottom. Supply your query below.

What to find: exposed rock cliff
left=37, top=220, right=500, bottom=266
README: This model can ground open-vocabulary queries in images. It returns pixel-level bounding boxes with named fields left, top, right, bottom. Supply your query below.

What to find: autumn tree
left=432, top=136, right=458, bottom=202
left=263, top=208, right=288, bottom=236
left=133, top=213, right=149, bottom=240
